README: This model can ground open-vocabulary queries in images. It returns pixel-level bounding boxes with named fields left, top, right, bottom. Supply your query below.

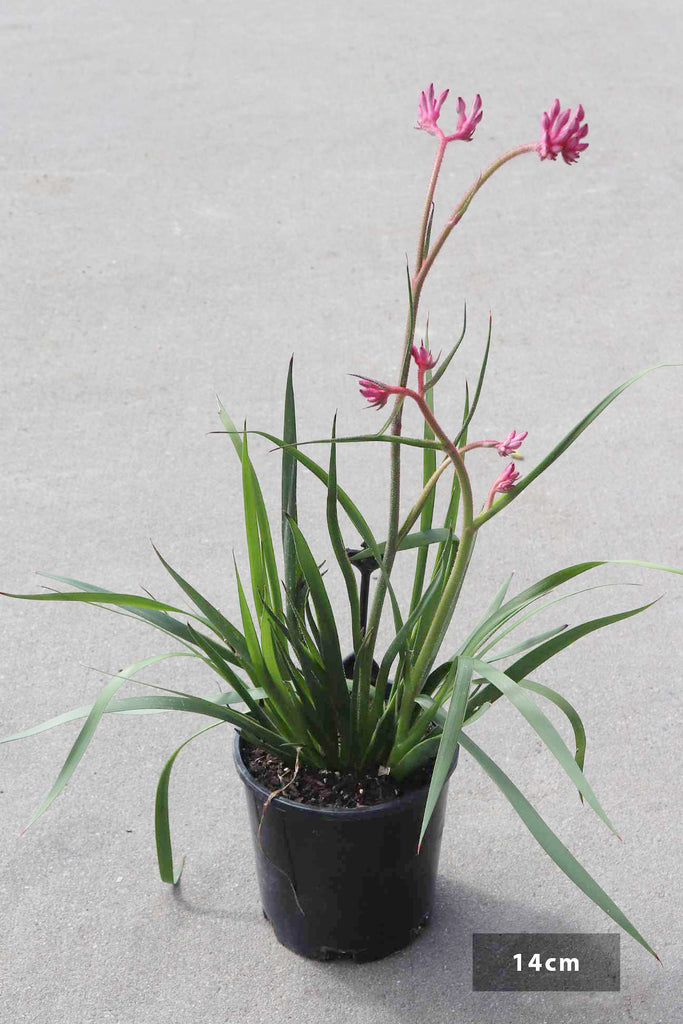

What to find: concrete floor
left=1, top=1, right=681, bottom=1021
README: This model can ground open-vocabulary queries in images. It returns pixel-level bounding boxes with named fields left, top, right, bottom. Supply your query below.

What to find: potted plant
left=2, top=86, right=679, bottom=963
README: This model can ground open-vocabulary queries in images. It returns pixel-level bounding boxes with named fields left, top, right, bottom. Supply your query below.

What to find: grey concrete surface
left=1, top=1, right=681, bottom=1022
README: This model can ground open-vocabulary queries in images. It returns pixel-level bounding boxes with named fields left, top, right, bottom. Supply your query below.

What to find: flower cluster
left=416, top=84, right=483, bottom=144
left=358, top=378, right=394, bottom=409
left=491, top=461, right=520, bottom=494
left=410, top=341, right=438, bottom=370
left=537, top=99, right=589, bottom=164
left=490, top=429, right=528, bottom=457
left=417, top=85, right=588, bottom=166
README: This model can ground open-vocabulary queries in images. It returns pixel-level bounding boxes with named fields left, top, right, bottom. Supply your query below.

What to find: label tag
left=472, top=933, right=620, bottom=991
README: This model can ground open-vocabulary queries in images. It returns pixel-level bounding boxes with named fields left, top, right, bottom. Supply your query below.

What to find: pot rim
left=233, top=729, right=458, bottom=820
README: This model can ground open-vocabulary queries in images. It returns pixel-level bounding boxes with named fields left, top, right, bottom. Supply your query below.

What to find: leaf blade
left=475, top=365, right=677, bottom=526
left=469, top=657, right=618, bottom=836
left=155, top=723, right=224, bottom=884
left=20, top=654, right=182, bottom=833
left=459, top=731, right=658, bottom=958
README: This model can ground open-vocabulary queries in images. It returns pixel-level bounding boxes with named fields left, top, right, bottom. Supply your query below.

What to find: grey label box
left=473, top=933, right=620, bottom=991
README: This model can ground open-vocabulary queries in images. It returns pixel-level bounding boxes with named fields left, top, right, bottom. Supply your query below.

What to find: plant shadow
left=301, top=877, right=633, bottom=1022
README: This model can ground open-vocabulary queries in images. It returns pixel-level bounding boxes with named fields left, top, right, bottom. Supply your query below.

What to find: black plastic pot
left=233, top=731, right=458, bottom=962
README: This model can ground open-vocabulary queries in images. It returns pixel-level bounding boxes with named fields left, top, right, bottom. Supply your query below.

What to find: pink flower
left=491, top=462, right=520, bottom=494
left=446, top=94, right=483, bottom=142
left=538, top=99, right=589, bottom=165
left=358, top=378, right=393, bottom=409
left=493, top=429, right=527, bottom=457
left=416, top=84, right=450, bottom=136
left=411, top=342, right=439, bottom=370
left=416, top=86, right=483, bottom=143
left=484, top=461, right=521, bottom=512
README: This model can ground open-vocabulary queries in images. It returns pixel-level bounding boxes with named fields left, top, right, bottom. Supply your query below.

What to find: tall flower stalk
left=362, top=90, right=589, bottom=708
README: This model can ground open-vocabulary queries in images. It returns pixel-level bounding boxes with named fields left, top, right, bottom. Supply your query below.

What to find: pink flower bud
left=358, top=378, right=392, bottom=409
left=538, top=99, right=589, bottom=165
left=446, top=94, right=483, bottom=142
left=492, top=462, right=520, bottom=494
left=494, top=430, right=528, bottom=457
left=410, top=342, right=439, bottom=370
left=416, top=84, right=450, bottom=136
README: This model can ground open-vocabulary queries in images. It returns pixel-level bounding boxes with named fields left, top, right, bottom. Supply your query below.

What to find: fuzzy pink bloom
left=416, top=84, right=450, bottom=135
left=493, top=429, right=528, bottom=457
left=491, top=462, right=520, bottom=494
left=445, top=94, right=483, bottom=142
left=358, top=378, right=392, bottom=409
left=411, top=341, right=439, bottom=370
left=538, top=99, right=589, bottom=165
left=416, top=86, right=483, bottom=143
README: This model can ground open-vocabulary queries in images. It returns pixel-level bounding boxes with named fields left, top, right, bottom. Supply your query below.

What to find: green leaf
left=221, top=426, right=405, bottom=638
left=463, top=700, right=491, bottom=726
left=386, top=733, right=441, bottom=777
left=411, top=530, right=460, bottom=659
left=463, top=560, right=680, bottom=661
left=282, top=357, right=301, bottom=628
left=475, top=365, right=677, bottom=526
left=19, top=654, right=182, bottom=833
left=483, top=623, right=569, bottom=663
left=230, top=429, right=382, bottom=551
left=475, top=582, right=638, bottom=659
left=263, top=599, right=338, bottom=760
left=434, top=380, right=469, bottom=570
left=31, top=572, right=236, bottom=657
left=155, top=723, right=224, bottom=884
left=422, top=201, right=435, bottom=262
left=2, top=684, right=271, bottom=745
left=241, top=427, right=268, bottom=618
left=3, top=587, right=205, bottom=616
left=423, top=303, right=467, bottom=392
left=217, top=402, right=283, bottom=619
left=184, top=623, right=272, bottom=728
left=327, top=418, right=361, bottom=652
left=232, top=562, right=295, bottom=736
left=453, top=314, right=492, bottom=447
left=484, top=571, right=515, bottom=613
left=421, top=660, right=452, bottom=697
left=406, top=259, right=415, bottom=340
left=468, top=658, right=618, bottom=836
left=458, top=731, right=658, bottom=958
left=414, top=693, right=447, bottom=727
left=285, top=516, right=350, bottom=757
left=516, top=678, right=587, bottom=793
left=509, top=599, right=659, bottom=679
left=263, top=431, right=444, bottom=452
left=410, top=357, right=437, bottom=617
left=152, top=546, right=249, bottom=659
left=417, top=658, right=472, bottom=848
left=373, top=545, right=454, bottom=722
left=92, top=687, right=284, bottom=748
left=349, top=528, right=453, bottom=562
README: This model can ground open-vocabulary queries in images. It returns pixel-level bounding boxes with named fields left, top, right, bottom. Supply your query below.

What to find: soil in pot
left=242, top=743, right=436, bottom=809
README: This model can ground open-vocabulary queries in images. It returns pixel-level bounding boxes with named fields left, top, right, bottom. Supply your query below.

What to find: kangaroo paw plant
left=3, top=86, right=680, bottom=961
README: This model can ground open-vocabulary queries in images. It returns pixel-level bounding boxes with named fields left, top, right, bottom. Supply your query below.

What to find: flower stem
left=398, top=453, right=451, bottom=543
left=362, top=142, right=447, bottom=668
left=389, top=389, right=476, bottom=748
left=415, top=144, right=537, bottom=291
left=392, top=523, right=477, bottom=758
left=363, top=142, right=536, bottom=698
left=415, top=137, right=447, bottom=273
